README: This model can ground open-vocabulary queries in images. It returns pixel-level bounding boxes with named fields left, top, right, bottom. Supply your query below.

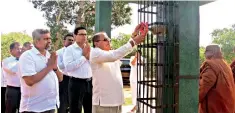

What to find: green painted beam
left=126, top=1, right=213, bottom=6
left=178, top=1, right=200, bottom=113
left=95, top=1, right=112, bottom=37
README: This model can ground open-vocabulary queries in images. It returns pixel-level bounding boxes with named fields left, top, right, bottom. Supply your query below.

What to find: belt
left=7, top=85, right=20, bottom=89
left=71, top=77, right=92, bottom=82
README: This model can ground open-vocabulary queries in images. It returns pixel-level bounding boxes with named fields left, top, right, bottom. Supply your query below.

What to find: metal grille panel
left=137, top=1, right=179, bottom=113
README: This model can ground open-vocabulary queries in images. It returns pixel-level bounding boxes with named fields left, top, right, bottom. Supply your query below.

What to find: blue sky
left=0, top=0, right=235, bottom=47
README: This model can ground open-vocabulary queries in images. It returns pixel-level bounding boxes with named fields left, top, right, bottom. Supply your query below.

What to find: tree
left=211, top=24, right=235, bottom=63
left=111, top=33, right=136, bottom=58
left=32, top=1, right=131, bottom=29
left=199, top=47, right=206, bottom=64
left=1, top=32, right=32, bottom=60
left=31, top=1, right=132, bottom=36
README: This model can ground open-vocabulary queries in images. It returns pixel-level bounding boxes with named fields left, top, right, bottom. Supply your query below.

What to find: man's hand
left=133, top=22, right=149, bottom=45
left=47, top=51, right=57, bottom=70
left=82, top=41, right=91, bottom=60
left=131, top=23, right=142, bottom=38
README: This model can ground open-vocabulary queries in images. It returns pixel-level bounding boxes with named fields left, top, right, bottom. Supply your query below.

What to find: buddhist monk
left=231, top=47, right=235, bottom=80
left=199, top=44, right=235, bottom=113
left=231, top=60, right=235, bottom=80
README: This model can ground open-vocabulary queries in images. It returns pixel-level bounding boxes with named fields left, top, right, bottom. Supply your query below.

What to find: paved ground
left=123, top=85, right=134, bottom=113
left=122, top=105, right=134, bottom=113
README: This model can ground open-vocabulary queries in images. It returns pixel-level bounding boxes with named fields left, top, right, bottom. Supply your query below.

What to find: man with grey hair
left=19, top=29, right=63, bottom=113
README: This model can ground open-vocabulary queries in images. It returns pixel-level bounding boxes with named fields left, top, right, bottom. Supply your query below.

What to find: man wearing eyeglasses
left=63, top=27, right=92, bottom=113
left=90, top=23, right=148, bottom=113
left=56, top=33, right=74, bottom=113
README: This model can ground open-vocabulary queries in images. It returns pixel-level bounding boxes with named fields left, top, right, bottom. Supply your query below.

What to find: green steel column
left=178, top=1, right=199, bottom=113
left=95, top=1, right=112, bottom=37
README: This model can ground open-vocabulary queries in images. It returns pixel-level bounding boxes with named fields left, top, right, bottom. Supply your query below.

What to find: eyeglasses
left=96, top=38, right=111, bottom=42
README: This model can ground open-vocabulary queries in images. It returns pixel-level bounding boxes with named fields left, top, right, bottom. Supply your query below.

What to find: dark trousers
left=5, top=86, right=21, bottom=113
left=21, top=109, right=55, bottom=113
left=69, top=77, right=92, bottom=113
left=58, top=75, right=70, bottom=113
left=2, top=87, right=6, bottom=113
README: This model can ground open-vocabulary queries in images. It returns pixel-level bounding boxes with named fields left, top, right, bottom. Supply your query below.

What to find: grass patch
left=124, top=96, right=132, bottom=106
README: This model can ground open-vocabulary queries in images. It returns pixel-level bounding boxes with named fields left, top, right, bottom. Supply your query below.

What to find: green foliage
left=32, top=1, right=131, bottom=29
left=199, top=47, right=205, bottom=64
left=31, top=1, right=132, bottom=50
left=111, top=33, right=131, bottom=49
left=111, top=33, right=136, bottom=58
left=1, top=32, right=32, bottom=60
left=211, top=24, right=235, bottom=63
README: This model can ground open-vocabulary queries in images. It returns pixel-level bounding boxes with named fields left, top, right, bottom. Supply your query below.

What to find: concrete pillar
left=178, top=1, right=200, bottom=113
left=95, top=1, right=112, bottom=37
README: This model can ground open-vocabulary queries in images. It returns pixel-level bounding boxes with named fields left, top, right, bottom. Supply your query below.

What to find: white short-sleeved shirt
left=19, top=47, right=59, bottom=112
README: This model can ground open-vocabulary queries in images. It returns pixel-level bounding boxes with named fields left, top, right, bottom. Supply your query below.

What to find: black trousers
left=69, top=77, right=92, bottom=113
left=21, top=109, right=55, bottom=113
left=2, top=87, right=6, bottom=113
left=5, top=86, right=21, bottom=113
left=58, top=75, right=70, bottom=113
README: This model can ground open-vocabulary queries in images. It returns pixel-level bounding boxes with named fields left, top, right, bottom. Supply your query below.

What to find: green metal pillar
left=95, top=1, right=112, bottom=37
left=178, top=1, right=200, bottom=113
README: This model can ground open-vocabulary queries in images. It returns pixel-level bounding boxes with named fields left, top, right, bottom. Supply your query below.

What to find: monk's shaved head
left=205, top=44, right=222, bottom=59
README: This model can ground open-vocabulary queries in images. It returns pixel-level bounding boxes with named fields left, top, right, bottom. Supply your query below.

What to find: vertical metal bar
left=155, top=1, right=159, bottom=112
left=166, top=2, right=170, bottom=112
left=150, top=1, right=154, bottom=113
left=146, top=1, right=150, bottom=113
left=137, top=1, right=140, bottom=113
left=141, top=1, right=145, bottom=112
left=143, top=1, right=147, bottom=113
left=159, top=1, right=164, bottom=112
left=173, top=2, right=179, bottom=113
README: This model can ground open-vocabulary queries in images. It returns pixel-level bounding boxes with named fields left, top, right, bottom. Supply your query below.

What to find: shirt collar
left=31, top=47, right=40, bottom=55
left=31, top=47, right=50, bottom=57
left=73, top=42, right=82, bottom=50
left=9, top=56, right=17, bottom=61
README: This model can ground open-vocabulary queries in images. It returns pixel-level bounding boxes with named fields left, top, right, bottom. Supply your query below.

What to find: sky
left=0, top=0, right=235, bottom=47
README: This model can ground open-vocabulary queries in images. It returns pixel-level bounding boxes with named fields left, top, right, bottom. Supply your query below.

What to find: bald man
left=199, top=44, right=235, bottom=113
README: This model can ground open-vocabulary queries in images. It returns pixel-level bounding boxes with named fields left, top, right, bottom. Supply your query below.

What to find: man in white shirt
left=1, top=62, right=7, bottom=113
left=63, top=27, right=92, bottom=113
left=56, top=33, right=74, bottom=113
left=19, top=29, right=63, bottom=113
left=2, top=42, right=22, bottom=113
left=90, top=23, right=148, bottom=113
left=22, top=42, right=33, bottom=53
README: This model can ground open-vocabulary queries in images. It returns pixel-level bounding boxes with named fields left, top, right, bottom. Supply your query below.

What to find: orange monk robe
left=199, top=59, right=235, bottom=113
left=231, top=60, right=235, bottom=81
